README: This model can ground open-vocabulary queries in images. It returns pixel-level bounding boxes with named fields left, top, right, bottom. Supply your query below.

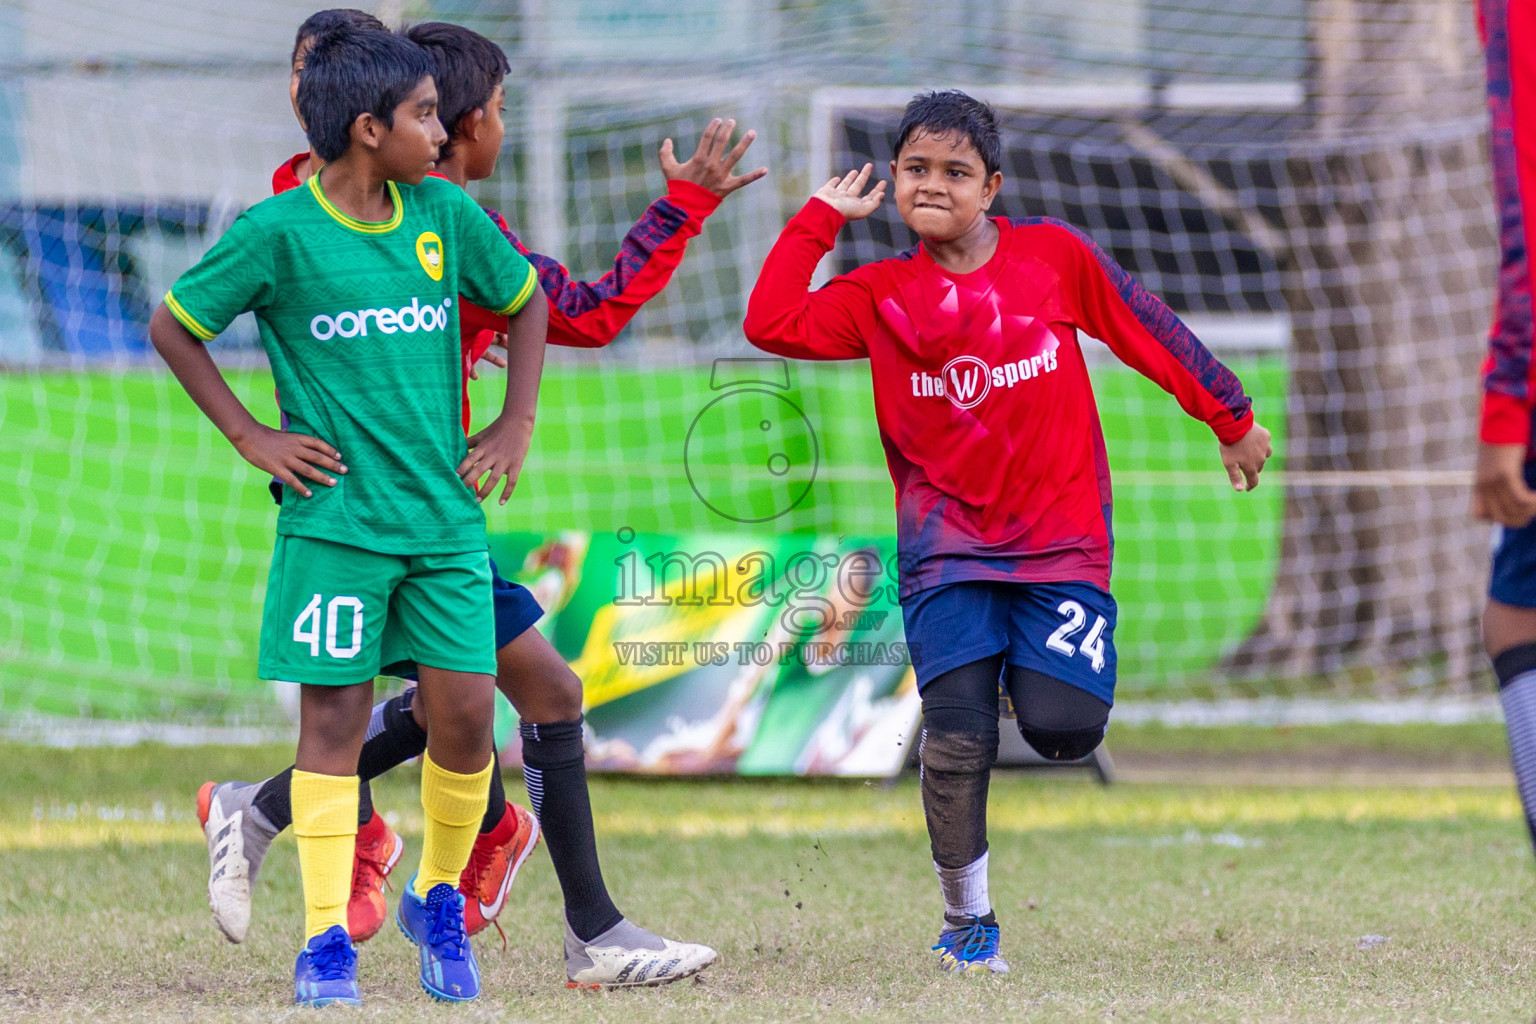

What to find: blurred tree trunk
left=1221, top=0, right=1495, bottom=692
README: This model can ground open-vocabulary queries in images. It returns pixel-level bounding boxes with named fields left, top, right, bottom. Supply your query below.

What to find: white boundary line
left=3, top=695, right=1500, bottom=748
left=1112, top=696, right=1501, bottom=727
left=1, top=719, right=295, bottom=748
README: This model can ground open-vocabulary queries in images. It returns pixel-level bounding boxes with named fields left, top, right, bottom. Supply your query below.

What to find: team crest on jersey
left=415, top=231, right=444, bottom=281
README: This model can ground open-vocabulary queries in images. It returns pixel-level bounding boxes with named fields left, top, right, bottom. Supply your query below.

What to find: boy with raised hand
left=744, top=90, right=1271, bottom=974
left=198, top=19, right=760, bottom=987
left=152, top=27, right=548, bottom=1006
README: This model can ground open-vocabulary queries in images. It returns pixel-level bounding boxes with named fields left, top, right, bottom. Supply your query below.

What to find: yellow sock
left=291, top=769, right=359, bottom=940
left=415, top=751, right=492, bottom=897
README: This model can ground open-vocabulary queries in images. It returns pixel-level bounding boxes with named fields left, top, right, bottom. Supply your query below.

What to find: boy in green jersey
left=149, top=27, right=546, bottom=1006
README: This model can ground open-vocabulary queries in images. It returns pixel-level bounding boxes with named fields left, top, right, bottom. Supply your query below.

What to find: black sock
left=519, top=716, right=622, bottom=941
left=252, top=766, right=294, bottom=832
left=251, top=691, right=424, bottom=833
left=250, top=766, right=373, bottom=831
left=480, top=748, right=507, bottom=834
left=356, top=777, right=374, bottom=827
left=357, top=691, right=428, bottom=780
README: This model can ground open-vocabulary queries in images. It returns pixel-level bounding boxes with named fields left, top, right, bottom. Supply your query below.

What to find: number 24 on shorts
left=1046, top=600, right=1107, bottom=672
left=293, top=594, right=366, bottom=660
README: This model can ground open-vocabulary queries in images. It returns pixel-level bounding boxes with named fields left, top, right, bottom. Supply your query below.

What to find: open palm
left=813, top=163, right=887, bottom=221
left=660, top=118, right=767, bottom=198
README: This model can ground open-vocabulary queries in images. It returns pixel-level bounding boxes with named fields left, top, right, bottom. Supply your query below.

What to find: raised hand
left=1220, top=420, right=1272, bottom=492
left=234, top=425, right=345, bottom=499
left=813, top=163, right=887, bottom=221
left=659, top=118, right=767, bottom=198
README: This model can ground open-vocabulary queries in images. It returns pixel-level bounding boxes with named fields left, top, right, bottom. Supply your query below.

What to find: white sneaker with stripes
left=564, top=917, right=718, bottom=988
left=196, top=780, right=278, bottom=943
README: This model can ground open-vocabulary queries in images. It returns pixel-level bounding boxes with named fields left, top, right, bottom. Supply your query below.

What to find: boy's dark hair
left=894, top=90, right=1002, bottom=177
left=404, top=22, right=510, bottom=160
left=297, top=29, right=435, bottom=162
left=291, top=9, right=388, bottom=63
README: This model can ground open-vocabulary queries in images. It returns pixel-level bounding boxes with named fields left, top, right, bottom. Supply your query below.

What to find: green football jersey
left=165, top=173, right=539, bottom=555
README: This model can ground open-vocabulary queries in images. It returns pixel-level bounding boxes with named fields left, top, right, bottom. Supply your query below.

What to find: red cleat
left=460, top=804, right=541, bottom=937
left=347, top=810, right=404, bottom=943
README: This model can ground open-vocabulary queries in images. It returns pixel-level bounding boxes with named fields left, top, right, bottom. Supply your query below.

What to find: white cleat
left=196, top=780, right=276, bottom=944
left=564, top=917, right=718, bottom=989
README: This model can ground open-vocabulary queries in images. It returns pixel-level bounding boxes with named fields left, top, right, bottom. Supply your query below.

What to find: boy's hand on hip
left=1474, top=442, right=1536, bottom=527
left=813, top=164, right=887, bottom=221
left=1220, top=421, right=1272, bottom=493
left=233, top=426, right=344, bottom=500
left=461, top=416, right=531, bottom=505
left=660, top=117, right=767, bottom=198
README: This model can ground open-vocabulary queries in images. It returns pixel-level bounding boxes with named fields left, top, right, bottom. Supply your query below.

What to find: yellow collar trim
left=306, top=174, right=404, bottom=234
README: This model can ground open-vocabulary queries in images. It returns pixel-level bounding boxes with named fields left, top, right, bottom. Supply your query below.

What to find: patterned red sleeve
left=483, top=178, right=721, bottom=348
left=1039, top=219, right=1255, bottom=445
left=1479, top=0, right=1536, bottom=447
left=742, top=198, right=878, bottom=360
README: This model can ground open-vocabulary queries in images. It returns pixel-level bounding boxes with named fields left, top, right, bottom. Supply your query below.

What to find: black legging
left=923, top=654, right=1110, bottom=759
left=918, top=655, right=1110, bottom=868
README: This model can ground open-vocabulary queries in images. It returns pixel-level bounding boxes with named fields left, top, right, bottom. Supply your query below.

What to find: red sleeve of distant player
left=1479, top=0, right=1536, bottom=446
left=1038, top=220, right=1255, bottom=445
left=271, top=152, right=306, bottom=195
left=473, top=178, right=722, bottom=348
left=742, top=198, right=878, bottom=360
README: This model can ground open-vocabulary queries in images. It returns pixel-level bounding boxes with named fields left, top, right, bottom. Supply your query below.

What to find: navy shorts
left=490, top=558, right=545, bottom=648
left=1489, top=462, right=1536, bottom=608
left=901, top=580, right=1118, bottom=705
left=388, top=558, right=544, bottom=679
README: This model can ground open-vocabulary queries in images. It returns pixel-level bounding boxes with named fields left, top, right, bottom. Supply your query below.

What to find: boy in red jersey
left=1470, top=0, right=1536, bottom=870
left=198, top=16, right=761, bottom=987
left=745, top=90, right=1271, bottom=973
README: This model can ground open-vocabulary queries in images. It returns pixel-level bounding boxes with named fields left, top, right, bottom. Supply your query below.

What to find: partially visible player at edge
left=197, top=12, right=763, bottom=989
left=1471, top=0, right=1536, bottom=869
left=743, top=90, right=1271, bottom=974
left=154, top=27, right=550, bottom=1006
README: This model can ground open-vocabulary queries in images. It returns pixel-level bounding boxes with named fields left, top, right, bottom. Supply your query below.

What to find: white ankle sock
left=935, top=850, right=990, bottom=921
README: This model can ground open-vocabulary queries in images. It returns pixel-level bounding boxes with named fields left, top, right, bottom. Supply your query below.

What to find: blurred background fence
left=0, top=0, right=1502, bottom=742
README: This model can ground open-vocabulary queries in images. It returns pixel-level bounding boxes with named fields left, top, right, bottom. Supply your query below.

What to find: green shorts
left=258, top=535, right=496, bottom=685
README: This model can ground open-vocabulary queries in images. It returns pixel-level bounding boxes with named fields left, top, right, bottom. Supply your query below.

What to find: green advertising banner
left=488, top=530, right=921, bottom=777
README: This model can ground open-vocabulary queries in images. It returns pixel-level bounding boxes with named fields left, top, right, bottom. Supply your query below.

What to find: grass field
left=4, top=735, right=1535, bottom=1023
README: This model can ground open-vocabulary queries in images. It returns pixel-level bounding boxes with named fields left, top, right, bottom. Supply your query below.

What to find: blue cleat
left=397, top=875, right=481, bottom=1002
left=932, top=915, right=1010, bottom=975
left=294, top=925, right=362, bottom=1006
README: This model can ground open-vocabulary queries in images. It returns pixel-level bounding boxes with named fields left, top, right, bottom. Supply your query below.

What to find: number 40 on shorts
left=293, top=594, right=366, bottom=660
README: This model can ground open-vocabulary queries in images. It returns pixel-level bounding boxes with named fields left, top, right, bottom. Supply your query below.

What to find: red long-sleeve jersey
left=272, top=152, right=721, bottom=431
left=744, top=198, right=1255, bottom=597
left=1477, top=0, right=1536, bottom=449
